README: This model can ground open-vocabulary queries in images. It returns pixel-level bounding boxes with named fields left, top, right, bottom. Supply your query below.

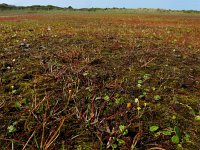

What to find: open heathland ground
left=0, top=11, right=200, bottom=149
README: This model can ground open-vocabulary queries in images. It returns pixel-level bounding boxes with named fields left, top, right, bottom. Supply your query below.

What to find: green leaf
left=160, top=130, right=172, bottom=136
left=172, top=115, right=176, bottom=120
left=195, top=116, right=200, bottom=122
left=139, top=95, right=145, bottom=99
left=143, top=92, right=147, bottom=95
left=111, top=144, right=118, bottom=149
left=143, top=74, right=151, bottom=80
left=12, top=89, right=17, bottom=94
left=119, top=125, right=126, bottom=132
left=174, top=126, right=181, bottom=138
left=14, top=101, right=21, bottom=109
left=149, top=125, right=159, bottom=132
left=152, top=87, right=156, bottom=91
left=190, top=109, right=196, bottom=116
left=115, top=97, right=124, bottom=105
left=137, top=80, right=143, bottom=84
left=12, top=121, right=18, bottom=126
left=184, top=133, right=190, bottom=142
left=95, top=97, right=101, bottom=100
left=7, top=125, right=16, bottom=133
left=117, top=139, right=126, bottom=145
left=104, top=95, right=110, bottom=101
left=137, top=84, right=142, bottom=88
left=22, top=98, right=29, bottom=105
left=123, top=129, right=128, bottom=135
left=154, top=95, right=161, bottom=101
left=119, top=125, right=128, bottom=135
left=171, top=135, right=180, bottom=144
left=155, top=132, right=161, bottom=137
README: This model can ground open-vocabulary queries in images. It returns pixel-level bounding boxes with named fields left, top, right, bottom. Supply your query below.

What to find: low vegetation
left=1, top=3, right=200, bottom=14
left=0, top=10, right=200, bottom=149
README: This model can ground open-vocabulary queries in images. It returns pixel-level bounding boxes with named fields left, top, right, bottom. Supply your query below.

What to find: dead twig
left=141, top=58, right=156, bottom=68
left=30, top=94, right=49, bottom=114
left=22, top=130, right=36, bottom=150
left=44, top=116, right=66, bottom=150
left=131, top=131, right=143, bottom=150
left=148, top=147, right=166, bottom=150
left=0, top=99, right=5, bottom=109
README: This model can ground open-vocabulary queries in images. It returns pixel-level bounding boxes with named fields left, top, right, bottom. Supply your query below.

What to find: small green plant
left=143, top=74, right=151, bottom=80
left=154, top=95, right=161, bottom=101
left=115, top=97, right=124, bottom=105
left=7, top=121, right=17, bottom=133
left=183, top=133, right=190, bottom=142
left=111, top=138, right=126, bottom=149
left=11, top=85, right=17, bottom=94
left=106, top=125, right=128, bottom=149
left=119, top=125, right=128, bottom=135
left=149, top=126, right=190, bottom=145
left=134, top=98, right=147, bottom=119
left=136, top=74, right=152, bottom=99
left=14, top=101, right=21, bottom=110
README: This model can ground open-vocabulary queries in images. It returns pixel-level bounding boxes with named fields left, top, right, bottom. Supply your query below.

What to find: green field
left=0, top=10, right=200, bottom=149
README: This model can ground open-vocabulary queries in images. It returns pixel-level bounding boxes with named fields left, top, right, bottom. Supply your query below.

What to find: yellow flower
left=68, top=89, right=73, bottom=99
left=127, top=102, right=132, bottom=108
left=137, top=107, right=141, bottom=111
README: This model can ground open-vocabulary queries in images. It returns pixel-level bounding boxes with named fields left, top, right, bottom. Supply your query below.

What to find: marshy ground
left=0, top=11, right=200, bottom=149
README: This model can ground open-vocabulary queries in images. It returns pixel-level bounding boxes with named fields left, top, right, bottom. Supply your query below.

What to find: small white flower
left=134, top=98, right=139, bottom=103
left=137, top=84, right=142, bottom=88
left=47, top=26, right=51, bottom=31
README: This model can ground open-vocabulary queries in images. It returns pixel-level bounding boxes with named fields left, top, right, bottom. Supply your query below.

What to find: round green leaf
left=104, top=95, right=110, bottom=101
left=171, top=135, right=180, bottom=144
left=149, top=125, right=159, bottom=132
left=14, top=101, right=21, bottom=109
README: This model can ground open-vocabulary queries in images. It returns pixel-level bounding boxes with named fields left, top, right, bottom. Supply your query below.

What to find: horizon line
left=1, top=3, right=200, bottom=11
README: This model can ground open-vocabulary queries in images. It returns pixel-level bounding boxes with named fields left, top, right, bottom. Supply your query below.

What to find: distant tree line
left=0, top=4, right=124, bottom=11
left=0, top=3, right=71, bottom=10
left=0, top=3, right=200, bottom=13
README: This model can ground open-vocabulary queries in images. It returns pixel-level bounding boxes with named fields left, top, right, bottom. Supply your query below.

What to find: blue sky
left=1, top=0, right=200, bottom=10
